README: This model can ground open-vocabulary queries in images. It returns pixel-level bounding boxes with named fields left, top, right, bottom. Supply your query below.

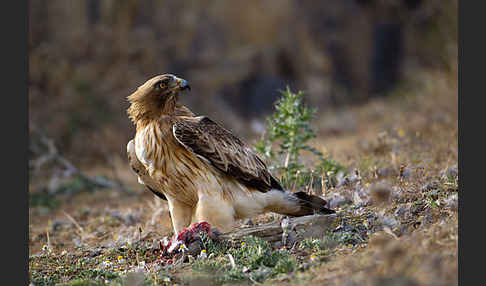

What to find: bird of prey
left=126, top=74, right=334, bottom=235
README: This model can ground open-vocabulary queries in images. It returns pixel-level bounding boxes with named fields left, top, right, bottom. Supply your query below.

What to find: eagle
left=126, top=74, right=334, bottom=235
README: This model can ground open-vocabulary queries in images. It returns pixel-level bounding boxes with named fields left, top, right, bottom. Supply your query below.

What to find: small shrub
left=299, top=236, right=339, bottom=257
left=299, top=237, right=324, bottom=251
left=199, top=231, right=228, bottom=256
left=254, top=87, right=345, bottom=189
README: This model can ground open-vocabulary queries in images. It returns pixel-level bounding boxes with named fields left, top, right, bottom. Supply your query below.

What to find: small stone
left=411, top=203, right=425, bottom=215
left=328, top=194, right=353, bottom=208
left=440, top=165, right=458, bottom=178
left=394, top=204, right=412, bottom=220
left=110, top=210, right=124, bottom=221
left=399, top=166, right=412, bottom=179
left=423, top=214, right=435, bottom=225
left=377, top=167, right=395, bottom=178
left=421, top=181, right=439, bottom=192
left=51, top=220, right=68, bottom=232
left=89, top=249, right=103, bottom=257
left=186, top=240, right=203, bottom=256
left=370, top=182, right=391, bottom=205
left=299, top=262, right=311, bottom=271
left=353, top=191, right=368, bottom=206
left=335, top=171, right=347, bottom=187
left=444, top=194, right=458, bottom=210
left=447, top=166, right=458, bottom=178
left=242, top=219, right=254, bottom=227
left=380, top=215, right=399, bottom=229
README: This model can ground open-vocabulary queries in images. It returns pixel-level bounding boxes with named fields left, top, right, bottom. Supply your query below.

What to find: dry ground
left=29, top=69, right=458, bottom=285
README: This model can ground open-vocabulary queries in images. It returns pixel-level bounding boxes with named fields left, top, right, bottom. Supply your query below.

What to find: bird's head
left=127, top=74, right=191, bottom=122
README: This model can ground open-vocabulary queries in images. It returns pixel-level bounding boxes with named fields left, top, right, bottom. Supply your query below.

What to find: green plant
left=60, top=279, right=104, bottom=286
left=254, top=86, right=345, bottom=189
left=299, top=237, right=324, bottom=251
left=191, top=235, right=297, bottom=284
left=228, top=236, right=291, bottom=271
left=199, top=231, right=228, bottom=256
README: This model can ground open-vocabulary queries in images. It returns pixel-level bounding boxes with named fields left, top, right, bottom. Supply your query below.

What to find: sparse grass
left=187, top=235, right=299, bottom=284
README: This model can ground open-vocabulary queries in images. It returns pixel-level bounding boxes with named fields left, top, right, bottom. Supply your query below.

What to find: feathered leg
left=166, top=197, right=193, bottom=235
left=193, top=194, right=235, bottom=233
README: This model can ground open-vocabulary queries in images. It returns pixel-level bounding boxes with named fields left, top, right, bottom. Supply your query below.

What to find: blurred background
left=28, top=0, right=457, bottom=183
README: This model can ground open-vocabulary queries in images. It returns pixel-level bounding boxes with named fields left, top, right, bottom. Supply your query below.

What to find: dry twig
left=29, top=125, right=134, bottom=195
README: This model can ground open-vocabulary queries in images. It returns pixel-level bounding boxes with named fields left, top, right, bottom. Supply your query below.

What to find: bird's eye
left=155, top=79, right=170, bottom=90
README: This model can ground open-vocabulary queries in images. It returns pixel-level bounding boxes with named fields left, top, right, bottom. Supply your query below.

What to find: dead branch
left=29, top=125, right=134, bottom=195
left=218, top=214, right=337, bottom=248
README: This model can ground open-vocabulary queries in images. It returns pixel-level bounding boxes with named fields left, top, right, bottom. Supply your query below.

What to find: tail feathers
left=291, top=191, right=335, bottom=216
left=264, top=189, right=335, bottom=216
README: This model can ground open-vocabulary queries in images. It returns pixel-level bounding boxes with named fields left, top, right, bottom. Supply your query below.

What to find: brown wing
left=173, top=117, right=283, bottom=192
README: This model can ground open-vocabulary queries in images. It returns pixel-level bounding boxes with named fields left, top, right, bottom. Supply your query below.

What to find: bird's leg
left=193, top=195, right=235, bottom=233
left=166, top=197, right=193, bottom=235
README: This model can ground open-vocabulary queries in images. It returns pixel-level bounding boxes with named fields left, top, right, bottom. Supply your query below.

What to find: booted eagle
left=127, top=74, right=334, bottom=235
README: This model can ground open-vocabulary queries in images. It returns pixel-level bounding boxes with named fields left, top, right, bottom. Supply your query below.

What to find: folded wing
left=173, top=117, right=282, bottom=193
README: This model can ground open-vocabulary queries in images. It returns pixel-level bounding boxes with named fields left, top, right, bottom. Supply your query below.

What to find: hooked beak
left=175, top=77, right=191, bottom=91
